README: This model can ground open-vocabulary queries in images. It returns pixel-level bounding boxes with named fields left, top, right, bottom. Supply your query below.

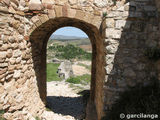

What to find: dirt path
left=41, top=81, right=85, bottom=120
left=72, top=65, right=90, bottom=76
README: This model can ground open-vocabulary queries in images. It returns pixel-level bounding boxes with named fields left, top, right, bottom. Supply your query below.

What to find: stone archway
left=3, top=0, right=160, bottom=120
left=29, top=16, right=105, bottom=119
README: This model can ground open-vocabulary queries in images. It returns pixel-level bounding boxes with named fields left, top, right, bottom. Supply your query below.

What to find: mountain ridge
left=50, top=34, right=88, bottom=40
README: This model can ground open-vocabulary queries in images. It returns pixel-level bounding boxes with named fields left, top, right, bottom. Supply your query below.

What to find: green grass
left=66, top=74, right=91, bottom=85
left=47, top=63, right=61, bottom=82
left=0, top=110, right=5, bottom=120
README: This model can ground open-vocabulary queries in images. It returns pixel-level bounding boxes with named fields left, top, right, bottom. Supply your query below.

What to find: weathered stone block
left=8, top=6, right=16, bottom=14
left=55, top=6, right=62, bottom=17
left=94, top=9, right=101, bottom=16
left=39, top=14, right=49, bottom=24
left=94, top=0, right=113, bottom=7
left=62, top=4, right=69, bottom=17
left=106, top=54, right=115, bottom=65
left=42, top=0, right=54, bottom=9
left=106, top=44, right=118, bottom=54
left=0, top=85, right=4, bottom=94
left=75, top=10, right=85, bottom=20
left=106, top=18, right=115, bottom=28
left=10, top=19, right=20, bottom=29
left=0, top=68, right=7, bottom=75
left=48, top=9, right=55, bottom=19
left=0, top=63, right=8, bottom=68
left=83, top=12, right=94, bottom=24
left=0, top=52, right=7, bottom=59
left=68, top=8, right=76, bottom=18
left=107, top=11, right=122, bottom=17
left=42, top=0, right=54, bottom=4
left=13, top=50, right=21, bottom=58
left=29, top=0, right=43, bottom=10
left=0, top=6, right=9, bottom=13
left=13, top=70, right=21, bottom=78
left=3, top=0, right=10, bottom=6
left=18, top=24, right=25, bottom=34
left=0, top=44, right=8, bottom=51
left=16, top=57, right=22, bottom=64
left=10, top=58, right=16, bottom=65
left=69, top=0, right=77, bottom=5
left=55, top=0, right=68, bottom=5
left=92, top=16, right=102, bottom=29
left=115, top=20, right=126, bottom=29
left=105, top=28, right=122, bottom=39
left=31, top=16, right=40, bottom=24
left=117, top=6, right=125, bottom=12
left=8, top=65, right=15, bottom=73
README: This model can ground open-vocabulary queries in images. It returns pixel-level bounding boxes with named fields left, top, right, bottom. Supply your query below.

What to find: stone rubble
left=42, top=81, right=85, bottom=120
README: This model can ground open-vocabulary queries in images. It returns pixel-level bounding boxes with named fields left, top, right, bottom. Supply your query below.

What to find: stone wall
left=0, top=0, right=159, bottom=120
left=104, top=0, right=159, bottom=112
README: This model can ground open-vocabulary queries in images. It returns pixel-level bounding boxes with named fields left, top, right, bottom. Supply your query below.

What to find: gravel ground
left=41, top=81, right=86, bottom=120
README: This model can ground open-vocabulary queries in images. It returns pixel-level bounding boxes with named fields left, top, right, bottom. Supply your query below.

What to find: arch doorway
left=46, top=26, right=92, bottom=119
left=30, top=17, right=105, bottom=120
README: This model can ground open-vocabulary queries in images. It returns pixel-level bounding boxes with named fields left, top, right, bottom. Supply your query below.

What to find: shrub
left=48, top=44, right=92, bottom=60
left=66, top=74, right=91, bottom=85
left=0, top=110, right=5, bottom=120
left=66, top=77, right=81, bottom=84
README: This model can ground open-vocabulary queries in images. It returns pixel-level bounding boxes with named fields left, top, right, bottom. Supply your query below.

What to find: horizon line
left=52, top=34, right=88, bottom=38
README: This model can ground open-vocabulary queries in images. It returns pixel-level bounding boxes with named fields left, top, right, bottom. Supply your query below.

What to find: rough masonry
left=0, top=0, right=160, bottom=120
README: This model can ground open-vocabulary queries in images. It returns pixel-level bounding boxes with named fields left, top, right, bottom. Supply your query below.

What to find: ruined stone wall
left=155, top=0, right=160, bottom=81
left=104, top=0, right=159, bottom=113
left=0, top=0, right=159, bottom=120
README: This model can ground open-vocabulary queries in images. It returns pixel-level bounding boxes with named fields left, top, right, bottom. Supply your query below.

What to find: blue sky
left=52, top=27, right=88, bottom=38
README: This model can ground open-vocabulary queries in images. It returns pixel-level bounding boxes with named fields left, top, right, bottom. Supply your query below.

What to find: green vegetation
left=66, top=74, right=90, bottom=85
left=49, top=38, right=90, bottom=46
left=47, top=63, right=61, bottom=82
left=0, top=110, right=5, bottom=120
left=103, top=12, right=107, bottom=17
left=35, top=116, right=41, bottom=120
left=102, top=78, right=160, bottom=120
left=48, top=44, right=92, bottom=60
left=46, top=107, right=52, bottom=112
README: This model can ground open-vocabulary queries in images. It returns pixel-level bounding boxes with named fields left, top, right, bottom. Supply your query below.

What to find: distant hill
left=48, top=34, right=92, bottom=52
left=50, top=34, right=87, bottom=40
